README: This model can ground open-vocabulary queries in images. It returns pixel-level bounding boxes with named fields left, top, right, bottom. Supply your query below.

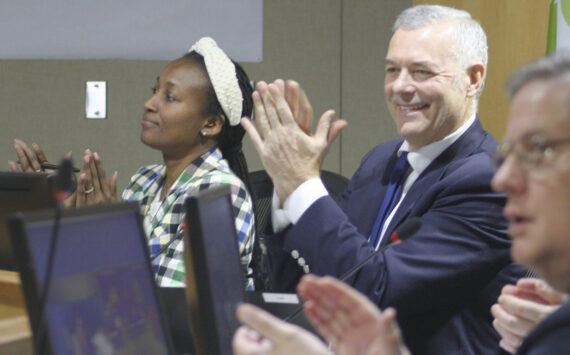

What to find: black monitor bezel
left=8, top=202, right=175, bottom=355
left=184, top=185, right=246, bottom=355
left=0, top=172, right=56, bottom=270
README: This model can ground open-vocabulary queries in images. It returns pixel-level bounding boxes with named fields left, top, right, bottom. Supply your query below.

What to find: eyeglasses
left=493, top=135, right=570, bottom=172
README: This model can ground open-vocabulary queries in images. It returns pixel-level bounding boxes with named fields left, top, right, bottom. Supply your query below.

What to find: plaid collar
left=138, top=148, right=227, bottom=221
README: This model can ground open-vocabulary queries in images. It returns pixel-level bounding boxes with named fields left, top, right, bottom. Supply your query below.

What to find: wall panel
left=0, top=1, right=342, bottom=189
left=340, top=0, right=411, bottom=176
left=1, top=1, right=527, bottom=186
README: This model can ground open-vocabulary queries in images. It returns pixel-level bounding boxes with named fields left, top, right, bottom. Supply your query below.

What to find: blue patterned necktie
left=368, top=151, right=410, bottom=248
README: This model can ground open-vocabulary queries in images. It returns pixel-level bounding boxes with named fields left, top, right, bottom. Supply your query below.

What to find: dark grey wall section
left=1, top=60, right=166, bottom=188
left=241, top=0, right=342, bottom=175
left=341, top=0, right=409, bottom=175
left=0, top=0, right=411, bottom=191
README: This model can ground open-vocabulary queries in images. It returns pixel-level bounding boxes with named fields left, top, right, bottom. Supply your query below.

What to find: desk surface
left=0, top=270, right=26, bottom=319
left=0, top=270, right=31, bottom=354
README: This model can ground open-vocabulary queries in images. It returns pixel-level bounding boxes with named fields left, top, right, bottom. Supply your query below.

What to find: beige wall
left=0, top=0, right=411, bottom=187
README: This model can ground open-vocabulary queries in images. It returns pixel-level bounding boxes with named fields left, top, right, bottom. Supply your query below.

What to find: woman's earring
left=201, top=131, right=207, bottom=137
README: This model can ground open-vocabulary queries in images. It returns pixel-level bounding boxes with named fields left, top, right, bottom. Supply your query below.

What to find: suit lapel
left=382, top=118, right=487, bottom=244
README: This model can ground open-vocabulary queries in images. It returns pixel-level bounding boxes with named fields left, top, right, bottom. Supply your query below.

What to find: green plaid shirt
left=122, top=148, right=255, bottom=289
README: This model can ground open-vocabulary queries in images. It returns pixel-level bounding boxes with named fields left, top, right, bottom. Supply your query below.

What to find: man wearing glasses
left=489, top=52, right=570, bottom=354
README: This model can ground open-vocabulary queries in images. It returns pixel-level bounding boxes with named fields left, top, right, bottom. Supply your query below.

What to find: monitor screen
left=10, top=203, right=173, bottom=355
left=184, top=185, right=245, bottom=355
left=0, top=172, right=56, bottom=270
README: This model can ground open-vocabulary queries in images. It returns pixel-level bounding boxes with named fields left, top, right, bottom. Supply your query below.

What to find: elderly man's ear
left=466, top=63, right=485, bottom=98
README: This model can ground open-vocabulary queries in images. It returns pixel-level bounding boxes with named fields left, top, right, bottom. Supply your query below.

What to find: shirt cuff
left=271, top=178, right=328, bottom=233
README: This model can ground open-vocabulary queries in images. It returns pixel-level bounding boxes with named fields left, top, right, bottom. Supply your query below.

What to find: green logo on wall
left=560, top=0, right=570, bottom=26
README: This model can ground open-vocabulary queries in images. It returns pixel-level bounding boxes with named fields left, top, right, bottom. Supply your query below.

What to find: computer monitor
left=183, top=185, right=245, bottom=355
left=8, top=203, right=174, bottom=355
left=0, top=172, right=56, bottom=270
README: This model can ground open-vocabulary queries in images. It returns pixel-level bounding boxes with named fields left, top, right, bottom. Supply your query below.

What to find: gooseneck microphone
left=34, top=157, right=74, bottom=355
left=339, top=217, right=422, bottom=282
left=282, top=217, right=422, bottom=323
left=52, top=157, right=74, bottom=201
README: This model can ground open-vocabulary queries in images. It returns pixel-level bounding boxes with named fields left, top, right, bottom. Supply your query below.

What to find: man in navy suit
left=234, top=52, right=570, bottom=355
left=242, top=5, right=523, bottom=355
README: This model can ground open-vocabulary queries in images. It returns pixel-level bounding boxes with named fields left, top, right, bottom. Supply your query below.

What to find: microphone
left=282, top=217, right=422, bottom=323
left=339, top=217, right=421, bottom=282
left=34, top=156, right=75, bottom=354
left=52, top=157, right=74, bottom=201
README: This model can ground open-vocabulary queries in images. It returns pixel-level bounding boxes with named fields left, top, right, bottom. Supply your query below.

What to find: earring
left=201, top=131, right=207, bottom=137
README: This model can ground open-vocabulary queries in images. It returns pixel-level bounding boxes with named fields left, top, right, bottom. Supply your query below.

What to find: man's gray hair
left=394, top=5, right=488, bottom=98
left=506, top=51, right=570, bottom=98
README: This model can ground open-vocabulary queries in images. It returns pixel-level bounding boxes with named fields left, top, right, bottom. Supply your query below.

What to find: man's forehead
left=507, top=80, right=570, bottom=139
left=386, top=27, right=456, bottom=69
left=384, top=59, right=438, bottom=68
left=393, top=21, right=457, bottom=41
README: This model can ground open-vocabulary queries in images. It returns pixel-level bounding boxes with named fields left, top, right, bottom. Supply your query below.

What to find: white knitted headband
left=189, top=37, right=242, bottom=126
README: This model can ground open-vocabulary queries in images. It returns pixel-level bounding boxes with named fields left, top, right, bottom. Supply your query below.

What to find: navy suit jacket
left=266, top=119, right=524, bottom=355
left=517, top=300, right=570, bottom=354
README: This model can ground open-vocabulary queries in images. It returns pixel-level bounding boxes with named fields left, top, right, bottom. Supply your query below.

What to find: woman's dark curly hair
left=182, top=51, right=269, bottom=291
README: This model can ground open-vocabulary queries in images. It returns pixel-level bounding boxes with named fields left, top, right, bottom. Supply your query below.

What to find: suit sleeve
left=264, top=147, right=378, bottom=291
left=266, top=152, right=511, bottom=317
